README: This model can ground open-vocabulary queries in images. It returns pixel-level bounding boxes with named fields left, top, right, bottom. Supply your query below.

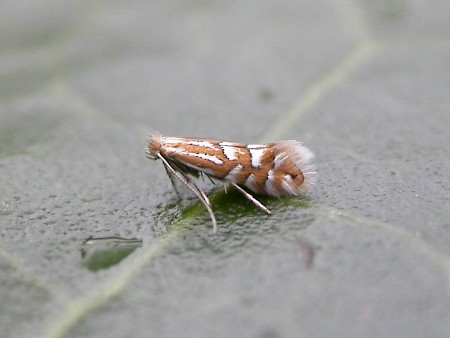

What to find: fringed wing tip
left=293, top=142, right=317, bottom=192
left=273, top=140, right=317, bottom=195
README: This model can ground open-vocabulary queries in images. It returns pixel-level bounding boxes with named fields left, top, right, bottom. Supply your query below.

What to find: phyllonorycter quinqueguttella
left=146, top=134, right=316, bottom=232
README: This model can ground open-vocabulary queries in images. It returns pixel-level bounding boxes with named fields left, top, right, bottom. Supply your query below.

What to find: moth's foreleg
left=163, top=163, right=181, bottom=198
left=157, top=153, right=218, bottom=232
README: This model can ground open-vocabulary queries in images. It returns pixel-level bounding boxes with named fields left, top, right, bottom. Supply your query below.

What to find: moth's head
left=146, top=133, right=162, bottom=160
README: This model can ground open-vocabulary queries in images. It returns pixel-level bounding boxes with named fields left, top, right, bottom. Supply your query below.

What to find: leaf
left=1, top=1, right=449, bottom=337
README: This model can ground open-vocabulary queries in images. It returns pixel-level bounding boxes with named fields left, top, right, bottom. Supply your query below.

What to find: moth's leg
left=157, top=153, right=218, bottom=232
left=163, top=163, right=181, bottom=198
left=204, top=174, right=216, bottom=185
left=230, top=182, right=271, bottom=215
left=180, top=178, right=218, bottom=233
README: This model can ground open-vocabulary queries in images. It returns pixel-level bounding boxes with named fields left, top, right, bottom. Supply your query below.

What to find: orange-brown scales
left=147, top=135, right=315, bottom=197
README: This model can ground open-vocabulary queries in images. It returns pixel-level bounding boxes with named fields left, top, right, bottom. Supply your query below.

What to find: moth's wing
left=162, top=141, right=252, bottom=180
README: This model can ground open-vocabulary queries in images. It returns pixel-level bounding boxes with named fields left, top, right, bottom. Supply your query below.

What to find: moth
left=146, top=134, right=316, bottom=232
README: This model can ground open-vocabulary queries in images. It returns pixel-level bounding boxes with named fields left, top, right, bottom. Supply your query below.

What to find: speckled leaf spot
left=146, top=133, right=316, bottom=232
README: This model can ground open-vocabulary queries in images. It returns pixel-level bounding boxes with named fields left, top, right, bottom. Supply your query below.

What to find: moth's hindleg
left=230, top=182, right=271, bottom=215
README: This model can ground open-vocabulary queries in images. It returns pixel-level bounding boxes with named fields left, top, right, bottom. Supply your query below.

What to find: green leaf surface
left=1, top=1, right=449, bottom=337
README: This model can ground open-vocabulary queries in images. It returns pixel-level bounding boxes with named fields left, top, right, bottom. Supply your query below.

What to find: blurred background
left=1, top=1, right=449, bottom=337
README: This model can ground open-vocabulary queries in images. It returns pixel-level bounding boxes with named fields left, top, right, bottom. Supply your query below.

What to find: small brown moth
left=147, top=134, right=316, bottom=232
